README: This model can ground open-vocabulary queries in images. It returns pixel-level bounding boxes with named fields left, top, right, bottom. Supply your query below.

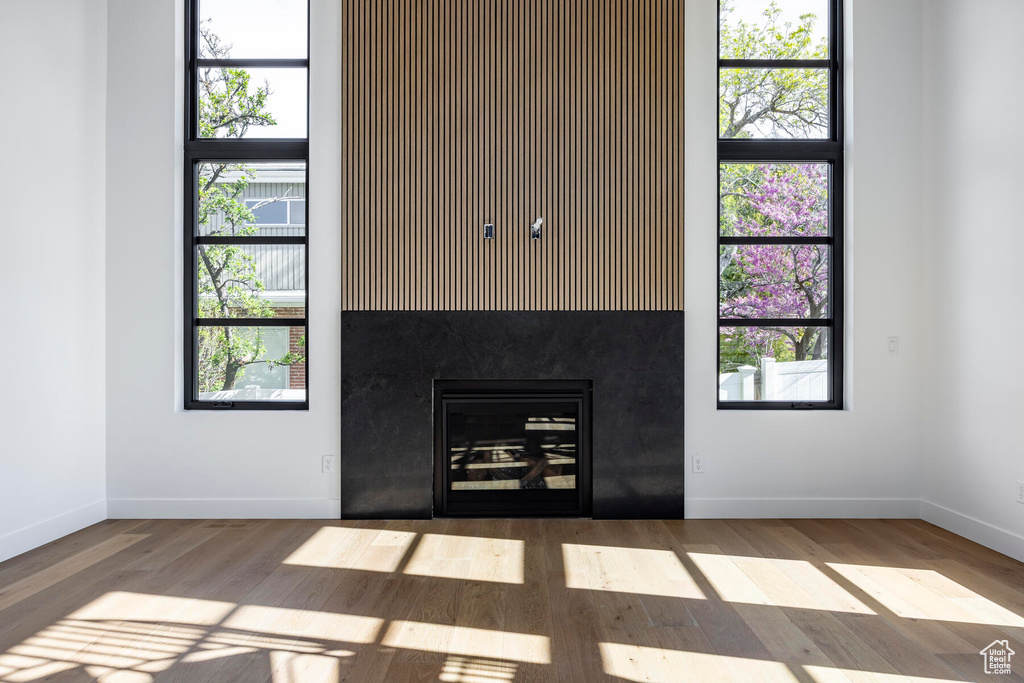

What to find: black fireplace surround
left=340, top=311, right=685, bottom=519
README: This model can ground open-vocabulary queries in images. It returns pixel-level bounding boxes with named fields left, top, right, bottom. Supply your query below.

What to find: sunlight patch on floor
left=686, top=551, right=774, bottom=605
left=404, top=534, right=525, bottom=584
left=731, top=555, right=875, bottom=615
left=562, top=544, right=705, bottom=599
left=69, top=591, right=236, bottom=625
left=688, top=553, right=875, bottom=614
left=181, top=644, right=257, bottom=664
left=223, top=605, right=384, bottom=645
left=281, top=527, right=417, bottom=572
left=86, top=665, right=153, bottom=682
left=0, top=593, right=379, bottom=683
left=599, top=642, right=800, bottom=682
left=0, top=619, right=196, bottom=681
left=827, top=563, right=1024, bottom=627
left=900, top=566, right=1024, bottom=627
left=24, top=590, right=239, bottom=677
left=0, top=656, right=79, bottom=683
left=439, top=654, right=517, bottom=683
left=381, top=621, right=550, bottom=664
left=268, top=650, right=342, bottom=683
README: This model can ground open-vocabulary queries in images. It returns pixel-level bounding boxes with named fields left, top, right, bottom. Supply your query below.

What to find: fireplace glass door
left=435, top=382, right=591, bottom=517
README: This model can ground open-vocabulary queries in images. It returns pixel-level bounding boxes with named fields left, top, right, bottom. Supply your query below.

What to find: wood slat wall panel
left=340, top=0, right=683, bottom=311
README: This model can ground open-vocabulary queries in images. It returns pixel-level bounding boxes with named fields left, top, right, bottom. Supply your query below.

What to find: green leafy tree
left=196, top=24, right=304, bottom=393
left=719, top=0, right=828, bottom=139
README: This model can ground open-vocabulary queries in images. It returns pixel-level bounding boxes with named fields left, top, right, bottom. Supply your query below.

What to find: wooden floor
left=1, top=519, right=1022, bottom=682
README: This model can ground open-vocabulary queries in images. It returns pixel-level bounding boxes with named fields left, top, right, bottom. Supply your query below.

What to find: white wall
left=0, top=1, right=108, bottom=562
left=104, top=0, right=342, bottom=518
left=684, top=0, right=927, bottom=518
left=919, top=0, right=1024, bottom=560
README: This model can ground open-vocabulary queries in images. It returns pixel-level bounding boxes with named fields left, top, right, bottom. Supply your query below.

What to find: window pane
left=198, top=0, right=307, bottom=59
left=720, top=0, right=829, bottom=59
left=198, top=68, right=307, bottom=139
left=720, top=163, right=828, bottom=237
left=719, top=68, right=828, bottom=139
left=197, top=325, right=306, bottom=401
left=719, top=327, right=829, bottom=401
left=198, top=162, right=306, bottom=237
left=197, top=245, right=305, bottom=318
left=720, top=245, right=829, bottom=318
left=290, top=200, right=306, bottom=225
left=245, top=199, right=288, bottom=224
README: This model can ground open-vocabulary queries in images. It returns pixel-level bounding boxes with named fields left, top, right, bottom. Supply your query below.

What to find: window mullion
left=718, top=140, right=841, bottom=162
left=196, top=236, right=306, bottom=245
left=719, top=236, right=831, bottom=246
left=196, top=58, right=308, bottom=69
left=718, top=58, right=830, bottom=69
left=197, top=318, right=306, bottom=327
left=719, top=318, right=833, bottom=327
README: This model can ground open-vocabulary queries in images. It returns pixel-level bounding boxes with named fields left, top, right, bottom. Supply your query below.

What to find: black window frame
left=717, top=0, right=844, bottom=410
left=183, top=0, right=310, bottom=410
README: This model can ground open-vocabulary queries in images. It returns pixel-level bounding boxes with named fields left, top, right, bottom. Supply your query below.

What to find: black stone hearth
left=340, top=311, right=684, bottom=519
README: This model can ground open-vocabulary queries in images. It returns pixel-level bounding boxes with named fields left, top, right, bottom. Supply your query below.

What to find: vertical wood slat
left=340, top=0, right=683, bottom=311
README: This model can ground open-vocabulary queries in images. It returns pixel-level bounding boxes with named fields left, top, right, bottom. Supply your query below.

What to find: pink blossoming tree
left=720, top=164, right=829, bottom=367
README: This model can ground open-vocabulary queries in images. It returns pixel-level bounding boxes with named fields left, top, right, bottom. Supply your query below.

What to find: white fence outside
left=198, top=388, right=305, bottom=401
left=719, top=358, right=828, bottom=401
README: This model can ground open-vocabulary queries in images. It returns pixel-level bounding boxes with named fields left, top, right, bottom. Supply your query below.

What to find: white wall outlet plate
left=1017, top=480, right=1024, bottom=504
left=322, top=455, right=336, bottom=474
left=693, top=455, right=705, bottom=474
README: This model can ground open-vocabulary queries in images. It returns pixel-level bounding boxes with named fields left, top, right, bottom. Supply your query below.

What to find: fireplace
left=340, top=311, right=684, bottom=519
left=434, top=380, right=592, bottom=517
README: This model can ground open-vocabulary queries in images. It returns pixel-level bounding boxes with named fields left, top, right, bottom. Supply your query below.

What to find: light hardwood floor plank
left=0, top=533, right=149, bottom=612
left=0, top=520, right=149, bottom=589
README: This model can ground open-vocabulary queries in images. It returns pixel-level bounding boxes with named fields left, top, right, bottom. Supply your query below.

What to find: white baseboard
left=107, top=498, right=341, bottom=519
left=685, top=497, right=921, bottom=519
left=920, top=500, right=1024, bottom=564
left=0, top=499, right=107, bottom=564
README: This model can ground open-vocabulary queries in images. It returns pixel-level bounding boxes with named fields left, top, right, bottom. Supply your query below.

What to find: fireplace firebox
left=434, top=380, right=592, bottom=517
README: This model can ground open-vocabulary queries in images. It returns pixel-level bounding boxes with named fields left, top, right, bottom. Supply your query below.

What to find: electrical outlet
left=322, top=455, right=336, bottom=474
left=693, top=454, right=705, bottom=474
left=1017, top=481, right=1024, bottom=505
left=888, top=336, right=899, bottom=356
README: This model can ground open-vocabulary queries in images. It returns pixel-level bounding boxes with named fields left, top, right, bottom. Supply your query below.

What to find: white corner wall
left=684, top=0, right=926, bottom=519
left=920, top=0, right=1024, bottom=560
left=0, top=1, right=108, bottom=563
left=104, top=0, right=342, bottom=519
